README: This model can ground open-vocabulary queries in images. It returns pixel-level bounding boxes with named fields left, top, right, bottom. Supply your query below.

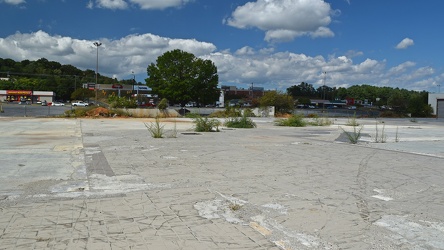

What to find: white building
left=428, top=93, right=444, bottom=118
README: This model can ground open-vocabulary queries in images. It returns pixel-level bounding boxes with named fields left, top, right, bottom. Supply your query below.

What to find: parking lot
left=0, top=116, right=443, bottom=249
left=0, top=102, right=72, bottom=117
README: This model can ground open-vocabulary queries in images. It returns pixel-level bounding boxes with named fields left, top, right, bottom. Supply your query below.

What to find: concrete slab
left=0, top=116, right=443, bottom=249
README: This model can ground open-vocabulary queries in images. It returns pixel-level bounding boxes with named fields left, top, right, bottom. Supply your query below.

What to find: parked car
left=348, top=106, right=357, bottom=110
left=52, top=102, right=64, bottom=106
left=72, top=101, right=89, bottom=107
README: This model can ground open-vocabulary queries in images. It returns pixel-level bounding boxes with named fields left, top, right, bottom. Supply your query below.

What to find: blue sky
left=0, top=0, right=443, bottom=93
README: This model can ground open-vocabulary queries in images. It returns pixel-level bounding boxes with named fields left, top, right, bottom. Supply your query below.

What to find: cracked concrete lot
left=0, top=117, right=444, bottom=249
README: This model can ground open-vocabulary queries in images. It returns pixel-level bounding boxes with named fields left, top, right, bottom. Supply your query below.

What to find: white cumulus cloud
left=225, top=0, right=334, bottom=42
left=1, top=0, right=25, bottom=5
left=96, top=0, right=128, bottom=9
left=88, top=0, right=191, bottom=10
left=396, top=38, right=414, bottom=49
left=0, top=31, right=439, bottom=91
left=130, top=0, right=191, bottom=10
left=0, top=30, right=215, bottom=80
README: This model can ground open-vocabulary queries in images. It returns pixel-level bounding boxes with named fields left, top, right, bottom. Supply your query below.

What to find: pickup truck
left=72, top=101, right=89, bottom=107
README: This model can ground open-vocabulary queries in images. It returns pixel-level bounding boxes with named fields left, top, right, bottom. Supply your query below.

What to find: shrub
left=108, top=96, right=137, bottom=108
left=185, top=112, right=201, bottom=118
left=224, top=114, right=256, bottom=128
left=242, top=108, right=256, bottom=117
left=259, top=91, right=294, bottom=114
left=144, top=117, right=165, bottom=138
left=193, top=117, right=221, bottom=132
left=379, top=111, right=404, bottom=118
left=308, top=117, right=332, bottom=126
left=209, top=106, right=241, bottom=118
left=275, top=114, right=306, bottom=127
left=157, top=98, right=168, bottom=110
left=340, top=125, right=364, bottom=144
left=64, top=106, right=95, bottom=117
left=346, top=112, right=360, bottom=126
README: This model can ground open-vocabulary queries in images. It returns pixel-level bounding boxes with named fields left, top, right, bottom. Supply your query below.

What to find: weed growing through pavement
left=224, top=112, right=257, bottom=128
left=374, top=122, right=387, bottom=143
left=193, top=117, right=221, bottom=132
left=308, top=116, right=333, bottom=126
left=144, top=117, right=165, bottom=138
left=275, top=114, right=307, bottom=127
left=229, top=203, right=242, bottom=211
left=340, top=125, right=364, bottom=144
left=346, top=112, right=359, bottom=126
left=170, top=119, right=177, bottom=138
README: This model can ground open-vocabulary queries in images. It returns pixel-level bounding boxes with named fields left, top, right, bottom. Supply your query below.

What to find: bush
left=157, top=98, right=168, bottom=110
left=340, top=125, right=364, bottom=144
left=224, top=114, right=256, bottom=128
left=209, top=106, right=241, bottom=118
left=379, top=111, right=404, bottom=118
left=193, top=117, right=221, bottom=132
left=259, top=91, right=294, bottom=114
left=308, top=117, right=332, bottom=126
left=64, top=106, right=132, bottom=118
left=108, top=96, right=137, bottom=108
left=64, top=106, right=95, bottom=117
left=144, top=117, right=165, bottom=138
left=275, top=114, right=306, bottom=127
left=185, top=112, right=201, bottom=118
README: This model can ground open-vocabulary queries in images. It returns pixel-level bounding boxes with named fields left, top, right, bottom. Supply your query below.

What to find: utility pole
left=323, top=71, right=327, bottom=100
left=93, top=42, right=102, bottom=101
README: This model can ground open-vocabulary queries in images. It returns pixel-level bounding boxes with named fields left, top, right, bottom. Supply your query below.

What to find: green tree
left=157, top=98, right=169, bottom=110
left=259, top=91, right=294, bottom=114
left=387, top=89, right=408, bottom=112
left=71, top=88, right=94, bottom=101
left=146, top=49, right=219, bottom=106
left=287, top=82, right=317, bottom=98
left=408, top=92, right=433, bottom=117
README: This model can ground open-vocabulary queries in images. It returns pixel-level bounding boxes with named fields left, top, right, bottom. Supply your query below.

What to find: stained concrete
left=0, top=117, right=443, bottom=249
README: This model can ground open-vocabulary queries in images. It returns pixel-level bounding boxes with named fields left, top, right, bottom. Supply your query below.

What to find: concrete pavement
left=0, top=116, right=443, bottom=249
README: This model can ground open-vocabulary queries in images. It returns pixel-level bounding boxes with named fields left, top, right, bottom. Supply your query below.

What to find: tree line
left=0, top=58, right=133, bottom=101
left=0, top=55, right=433, bottom=117
left=286, top=82, right=432, bottom=117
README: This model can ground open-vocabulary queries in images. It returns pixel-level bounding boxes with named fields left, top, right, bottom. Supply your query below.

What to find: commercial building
left=428, top=93, right=444, bottom=118
left=0, top=90, right=54, bottom=103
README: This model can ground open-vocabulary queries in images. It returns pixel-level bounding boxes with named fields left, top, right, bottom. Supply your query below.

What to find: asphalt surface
left=0, top=116, right=443, bottom=249
left=0, top=102, right=71, bottom=117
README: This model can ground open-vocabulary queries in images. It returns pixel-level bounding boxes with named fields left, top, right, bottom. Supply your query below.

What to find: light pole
left=322, top=71, right=327, bottom=100
left=93, top=42, right=102, bottom=101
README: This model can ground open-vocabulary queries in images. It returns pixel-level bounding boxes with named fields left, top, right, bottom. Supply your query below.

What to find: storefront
left=0, top=90, right=54, bottom=104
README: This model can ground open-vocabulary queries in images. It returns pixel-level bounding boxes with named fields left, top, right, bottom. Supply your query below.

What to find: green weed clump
left=308, top=117, right=333, bottom=126
left=193, top=117, right=221, bottom=132
left=374, top=122, right=387, bottom=143
left=184, top=112, right=201, bottom=118
left=346, top=112, right=360, bottom=126
left=64, top=106, right=95, bottom=117
left=144, top=117, right=165, bottom=138
left=224, top=114, right=256, bottom=128
left=209, top=106, right=242, bottom=118
left=275, top=114, right=306, bottom=127
left=340, top=125, right=364, bottom=144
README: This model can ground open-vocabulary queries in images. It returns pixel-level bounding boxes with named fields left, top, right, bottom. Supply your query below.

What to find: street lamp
left=93, top=42, right=102, bottom=101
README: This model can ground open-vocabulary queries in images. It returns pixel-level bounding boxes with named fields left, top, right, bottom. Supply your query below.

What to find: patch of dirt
left=86, top=107, right=110, bottom=117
